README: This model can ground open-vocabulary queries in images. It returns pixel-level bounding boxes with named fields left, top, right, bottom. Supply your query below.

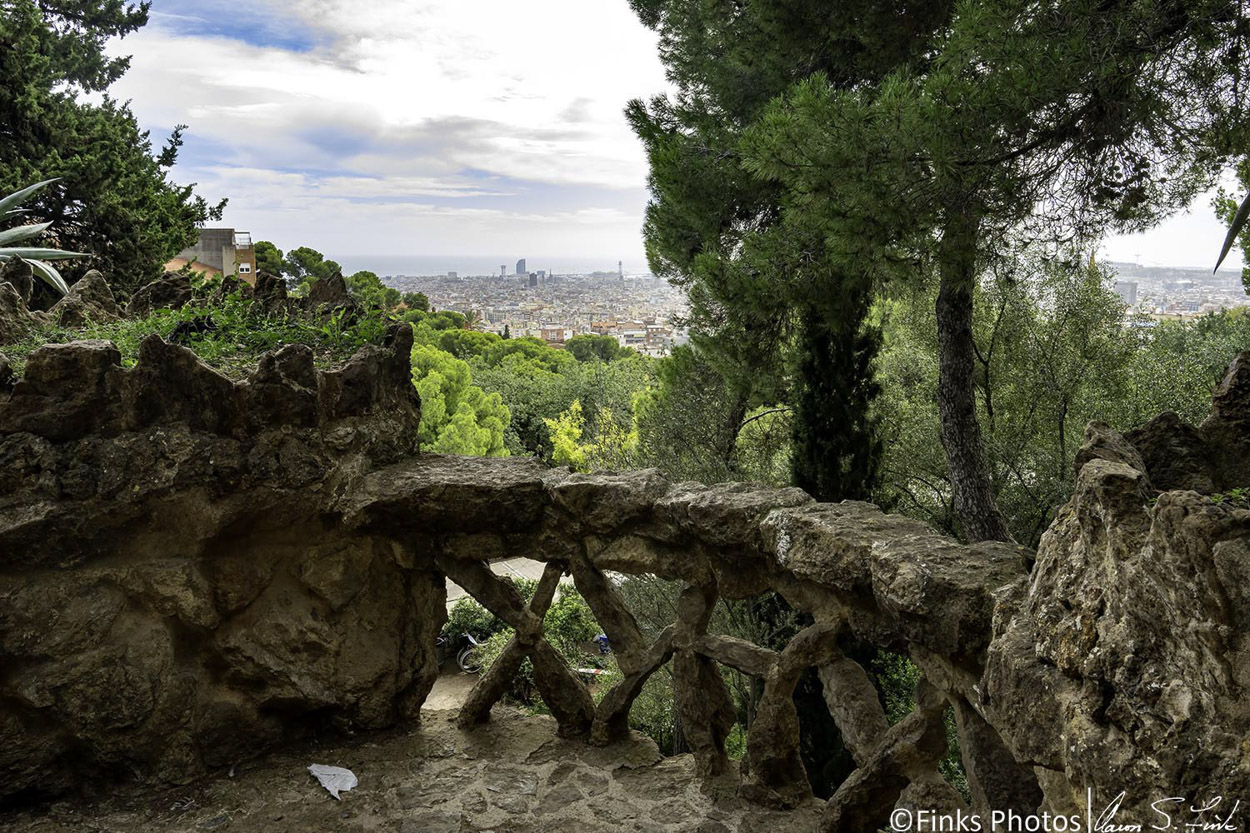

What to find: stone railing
left=3, top=326, right=1248, bottom=830
left=342, top=458, right=1037, bottom=829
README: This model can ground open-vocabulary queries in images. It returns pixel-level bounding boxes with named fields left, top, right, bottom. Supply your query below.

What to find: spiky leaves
left=0, top=179, right=87, bottom=295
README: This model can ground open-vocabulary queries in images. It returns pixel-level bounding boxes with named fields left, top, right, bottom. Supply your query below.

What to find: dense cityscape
left=381, top=259, right=1247, bottom=358
left=1109, top=263, right=1250, bottom=318
left=388, top=260, right=690, bottom=356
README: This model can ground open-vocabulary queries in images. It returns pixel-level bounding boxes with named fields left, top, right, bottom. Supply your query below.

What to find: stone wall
left=0, top=325, right=444, bottom=804
left=2, top=326, right=1248, bottom=829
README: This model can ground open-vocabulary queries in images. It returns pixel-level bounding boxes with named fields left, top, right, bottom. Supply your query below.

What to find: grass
left=1, top=291, right=394, bottom=380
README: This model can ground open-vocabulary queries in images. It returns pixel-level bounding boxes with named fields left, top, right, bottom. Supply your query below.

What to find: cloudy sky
left=110, top=0, right=1241, bottom=273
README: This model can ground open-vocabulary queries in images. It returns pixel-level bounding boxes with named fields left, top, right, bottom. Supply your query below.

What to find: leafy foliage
left=565, top=334, right=631, bottom=363
left=284, top=246, right=341, bottom=291
left=0, top=179, right=88, bottom=295
left=410, top=344, right=510, bottom=457
left=0, top=0, right=225, bottom=295
left=253, top=240, right=283, bottom=275
left=875, top=255, right=1250, bottom=545
left=0, top=286, right=391, bottom=378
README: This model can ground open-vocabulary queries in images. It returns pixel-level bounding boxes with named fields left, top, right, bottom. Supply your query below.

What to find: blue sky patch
left=149, top=0, right=326, bottom=53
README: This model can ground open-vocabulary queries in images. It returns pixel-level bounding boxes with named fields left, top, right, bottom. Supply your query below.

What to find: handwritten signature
left=1090, top=789, right=1241, bottom=832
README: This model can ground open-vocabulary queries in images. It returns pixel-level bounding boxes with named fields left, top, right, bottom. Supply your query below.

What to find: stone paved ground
left=1, top=710, right=822, bottom=833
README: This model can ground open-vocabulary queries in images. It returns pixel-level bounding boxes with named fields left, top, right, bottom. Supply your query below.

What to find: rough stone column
left=671, top=582, right=736, bottom=777
left=741, top=622, right=840, bottom=807
left=951, top=697, right=1041, bottom=821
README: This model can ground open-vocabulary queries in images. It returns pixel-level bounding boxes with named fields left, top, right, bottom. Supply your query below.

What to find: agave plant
left=0, top=179, right=88, bottom=296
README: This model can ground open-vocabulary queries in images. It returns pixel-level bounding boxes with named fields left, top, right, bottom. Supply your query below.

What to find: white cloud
left=1102, top=188, right=1244, bottom=270
left=106, top=0, right=669, bottom=258
left=108, top=2, right=1243, bottom=271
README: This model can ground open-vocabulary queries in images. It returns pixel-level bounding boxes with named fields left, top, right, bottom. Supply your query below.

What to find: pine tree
left=739, top=0, right=1250, bottom=540
left=627, top=0, right=955, bottom=502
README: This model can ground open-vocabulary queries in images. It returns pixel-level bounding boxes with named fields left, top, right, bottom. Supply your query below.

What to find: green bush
left=442, top=597, right=507, bottom=642
left=440, top=577, right=537, bottom=642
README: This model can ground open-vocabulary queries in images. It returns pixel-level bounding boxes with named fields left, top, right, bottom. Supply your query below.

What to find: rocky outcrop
left=0, top=326, right=428, bottom=804
left=1124, top=351, right=1250, bottom=493
left=306, top=271, right=359, bottom=319
left=46, top=270, right=120, bottom=327
left=126, top=271, right=193, bottom=317
left=0, top=281, right=32, bottom=343
left=2, top=336, right=1248, bottom=831
left=984, top=361, right=1250, bottom=820
left=0, top=260, right=36, bottom=305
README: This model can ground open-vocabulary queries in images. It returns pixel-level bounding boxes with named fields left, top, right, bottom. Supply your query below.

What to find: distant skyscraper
left=1114, top=280, right=1138, bottom=306
left=500, top=265, right=506, bottom=277
left=529, top=272, right=538, bottom=288
left=619, top=260, right=624, bottom=281
left=516, top=258, right=527, bottom=275
left=447, top=271, right=458, bottom=279
left=537, top=270, right=546, bottom=280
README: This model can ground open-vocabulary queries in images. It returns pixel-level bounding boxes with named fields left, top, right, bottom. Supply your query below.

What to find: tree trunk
left=935, top=211, right=1013, bottom=543
left=720, top=389, right=750, bottom=477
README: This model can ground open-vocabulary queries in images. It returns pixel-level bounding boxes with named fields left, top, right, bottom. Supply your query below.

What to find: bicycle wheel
left=457, top=644, right=482, bottom=674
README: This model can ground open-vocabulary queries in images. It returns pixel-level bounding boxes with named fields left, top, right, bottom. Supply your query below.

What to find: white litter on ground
left=307, top=764, right=358, bottom=800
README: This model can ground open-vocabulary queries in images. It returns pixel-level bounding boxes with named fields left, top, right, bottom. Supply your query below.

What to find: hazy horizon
left=335, top=254, right=648, bottom=278
left=332, top=253, right=1246, bottom=280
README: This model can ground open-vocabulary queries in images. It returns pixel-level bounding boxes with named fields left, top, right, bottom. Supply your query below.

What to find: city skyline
left=109, top=0, right=1245, bottom=271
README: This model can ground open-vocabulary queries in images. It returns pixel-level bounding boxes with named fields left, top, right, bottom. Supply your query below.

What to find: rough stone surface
left=127, top=271, right=194, bottom=317
left=985, top=436, right=1250, bottom=818
left=209, top=273, right=254, bottom=305
left=3, top=333, right=1250, bottom=830
left=0, top=280, right=33, bottom=343
left=0, top=712, right=822, bottom=832
left=47, top=270, right=120, bottom=327
left=0, top=260, right=35, bottom=304
left=1124, top=411, right=1217, bottom=492
left=0, top=327, right=426, bottom=803
left=306, top=271, right=359, bottom=319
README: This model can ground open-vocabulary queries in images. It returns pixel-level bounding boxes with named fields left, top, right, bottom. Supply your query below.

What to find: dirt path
left=424, top=667, right=480, bottom=710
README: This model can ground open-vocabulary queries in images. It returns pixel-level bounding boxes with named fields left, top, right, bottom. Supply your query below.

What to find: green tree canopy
left=410, top=344, right=510, bottom=457
left=402, top=291, right=430, bottom=313
left=636, top=0, right=1250, bottom=540
left=1, top=0, right=225, bottom=296
left=283, top=246, right=340, bottom=291
left=253, top=240, right=283, bottom=275
left=626, top=0, right=956, bottom=504
left=344, top=270, right=400, bottom=309
left=481, top=337, right=577, bottom=374
left=435, top=328, right=500, bottom=360
left=565, top=334, right=629, bottom=363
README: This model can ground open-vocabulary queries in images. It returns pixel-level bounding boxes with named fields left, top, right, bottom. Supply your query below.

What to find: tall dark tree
left=0, top=0, right=225, bottom=296
left=627, top=0, right=954, bottom=502
left=740, top=0, right=1250, bottom=540
left=791, top=306, right=882, bottom=503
